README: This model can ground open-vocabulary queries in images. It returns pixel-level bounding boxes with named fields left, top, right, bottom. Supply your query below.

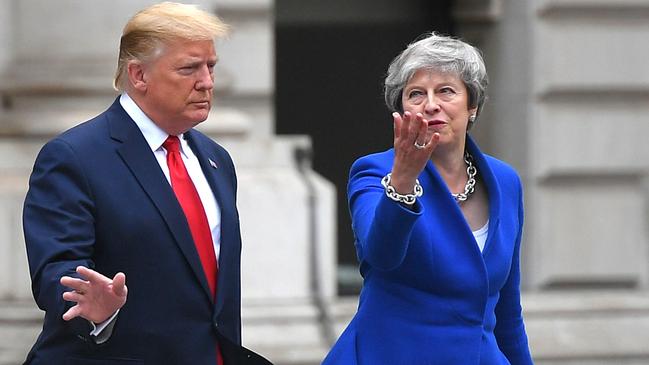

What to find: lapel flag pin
left=209, top=159, right=218, bottom=169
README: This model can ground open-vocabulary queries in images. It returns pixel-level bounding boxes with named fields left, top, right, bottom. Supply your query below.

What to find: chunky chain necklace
left=452, top=152, right=477, bottom=203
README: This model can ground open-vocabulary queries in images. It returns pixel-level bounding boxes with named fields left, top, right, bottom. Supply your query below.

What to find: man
left=22, top=3, right=271, bottom=364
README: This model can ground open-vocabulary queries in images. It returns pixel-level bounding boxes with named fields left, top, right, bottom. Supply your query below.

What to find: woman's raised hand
left=390, top=111, right=439, bottom=194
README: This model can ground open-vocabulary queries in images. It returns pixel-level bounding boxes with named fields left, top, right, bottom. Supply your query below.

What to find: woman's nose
left=424, top=94, right=441, bottom=114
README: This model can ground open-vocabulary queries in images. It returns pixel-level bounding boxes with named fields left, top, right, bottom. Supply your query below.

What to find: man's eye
left=179, top=66, right=195, bottom=74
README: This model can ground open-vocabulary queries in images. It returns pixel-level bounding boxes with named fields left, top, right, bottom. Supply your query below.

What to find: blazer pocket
left=66, top=358, right=144, bottom=365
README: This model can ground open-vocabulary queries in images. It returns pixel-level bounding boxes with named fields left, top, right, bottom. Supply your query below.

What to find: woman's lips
left=427, top=120, right=446, bottom=126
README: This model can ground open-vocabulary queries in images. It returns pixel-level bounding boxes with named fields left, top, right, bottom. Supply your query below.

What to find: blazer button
left=213, top=322, right=219, bottom=330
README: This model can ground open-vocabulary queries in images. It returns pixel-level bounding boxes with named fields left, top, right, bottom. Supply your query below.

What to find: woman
left=323, top=33, right=533, bottom=364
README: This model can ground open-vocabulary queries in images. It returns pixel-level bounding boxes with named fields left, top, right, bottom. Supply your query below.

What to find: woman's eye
left=438, top=87, right=457, bottom=100
left=408, top=90, right=424, bottom=98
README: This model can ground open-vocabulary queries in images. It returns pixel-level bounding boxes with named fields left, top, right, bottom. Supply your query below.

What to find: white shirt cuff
left=89, top=309, right=120, bottom=343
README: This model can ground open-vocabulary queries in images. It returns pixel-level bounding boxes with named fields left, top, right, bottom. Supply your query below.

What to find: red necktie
left=163, top=136, right=223, bottom=365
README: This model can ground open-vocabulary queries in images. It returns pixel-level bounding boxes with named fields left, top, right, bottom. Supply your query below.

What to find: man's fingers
left=62, top=305, right=82, bottom=321
left=60, top=276, right=88, bottom=291
left=62, top=290, right=84, bottom=303
left=76, top=266, right=108, bottom=283
left=112, top=272, right=127, bottom=297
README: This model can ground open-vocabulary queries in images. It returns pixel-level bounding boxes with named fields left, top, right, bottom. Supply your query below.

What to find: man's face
left=137, top=39, right=217, bottom=135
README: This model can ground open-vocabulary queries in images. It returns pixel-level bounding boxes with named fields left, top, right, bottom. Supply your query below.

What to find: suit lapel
left=185, top=130, right=234, bottom=316
left=106, top=101, right=214, bottom=302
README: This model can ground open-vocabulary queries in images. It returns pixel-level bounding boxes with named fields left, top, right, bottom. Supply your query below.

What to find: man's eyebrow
left=178, top=56, right=219, bottom=66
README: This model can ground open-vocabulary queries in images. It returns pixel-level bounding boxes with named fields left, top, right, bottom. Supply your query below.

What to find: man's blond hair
left=113, top=2, right=229, bottom=91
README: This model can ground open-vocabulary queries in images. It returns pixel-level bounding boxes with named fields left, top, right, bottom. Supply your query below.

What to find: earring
left=469, top=115, right=476, bottom=123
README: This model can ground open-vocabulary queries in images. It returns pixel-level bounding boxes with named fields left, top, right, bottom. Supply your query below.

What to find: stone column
left=455, top=0, right=649, bottom=363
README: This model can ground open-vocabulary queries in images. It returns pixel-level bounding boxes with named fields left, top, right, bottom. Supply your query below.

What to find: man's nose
left=195, top=65, right=214, bottom=90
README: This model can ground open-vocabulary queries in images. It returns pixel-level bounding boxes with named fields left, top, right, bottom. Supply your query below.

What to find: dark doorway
left=276, top=0, right=454, bottom=295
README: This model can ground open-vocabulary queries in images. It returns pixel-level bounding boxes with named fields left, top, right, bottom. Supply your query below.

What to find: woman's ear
left=467, top=107, right=479, bottom=130
left=468, top=107, right=478, bottom=119
left=126, top=61, right=147, bottom=92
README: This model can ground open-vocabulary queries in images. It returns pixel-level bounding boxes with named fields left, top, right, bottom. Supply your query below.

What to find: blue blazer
left=323, top=137, right=533, bottom=365
left=23, top=99, right=244, bottom=364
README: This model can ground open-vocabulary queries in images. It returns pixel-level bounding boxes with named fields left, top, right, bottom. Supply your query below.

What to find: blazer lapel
left=185, top=130, right=235, bottom=316
left=465, top=137, right=501, bottom=257
left=106, top=102, right=214, bottom=302
left=419, top=137, right=502, bottom=259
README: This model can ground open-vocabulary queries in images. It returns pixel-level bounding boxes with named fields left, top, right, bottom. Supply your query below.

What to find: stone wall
left=1, top=0, right=649, bottom=364
left=456, top=0, right=649, bottom=363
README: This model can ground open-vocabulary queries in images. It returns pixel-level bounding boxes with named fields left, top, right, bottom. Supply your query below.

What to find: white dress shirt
left=119, top=93, right=222, bottom=260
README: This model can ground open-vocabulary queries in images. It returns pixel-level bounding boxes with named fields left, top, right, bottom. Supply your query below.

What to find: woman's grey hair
left=384, top=32, right=488, bottom=125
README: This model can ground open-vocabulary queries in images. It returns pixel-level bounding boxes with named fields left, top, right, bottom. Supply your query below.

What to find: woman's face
left=401, top=69, right=476, bottom=149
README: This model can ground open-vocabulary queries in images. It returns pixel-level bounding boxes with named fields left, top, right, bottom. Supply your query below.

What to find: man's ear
left=126, top=61, right=147, bottom=92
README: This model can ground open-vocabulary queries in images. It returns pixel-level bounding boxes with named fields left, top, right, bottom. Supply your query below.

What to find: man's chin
left=189, top=111, right=210, bottom=125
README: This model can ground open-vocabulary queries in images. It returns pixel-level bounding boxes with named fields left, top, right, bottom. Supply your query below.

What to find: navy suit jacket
left=22, top=98, right=263, bottom=364
left=322, top=137, right=533, bottom=365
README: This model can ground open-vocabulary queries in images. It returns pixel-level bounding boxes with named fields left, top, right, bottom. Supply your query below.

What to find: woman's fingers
left=392, top=112, right=402, bottom=140
left=406, top=112, right=420, bottom=142
left=427, top=132, right=440, bottom=152
left=394, top=111, right=421, bottom=143
left=393, top=111, right=439, bottom=156
left=413, top=113, right=429, bottom=147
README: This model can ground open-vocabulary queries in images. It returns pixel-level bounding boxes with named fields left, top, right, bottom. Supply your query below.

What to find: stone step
left=522, top=290, right=649, bottom=363
left=3, top=291, right=649, bottom=365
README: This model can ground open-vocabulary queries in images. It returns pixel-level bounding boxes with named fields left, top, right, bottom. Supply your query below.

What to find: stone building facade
left=0, top=0, right=648, bottom=364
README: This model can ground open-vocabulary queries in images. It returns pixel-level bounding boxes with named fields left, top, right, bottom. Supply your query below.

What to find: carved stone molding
left=453, top=0, right=503, bottom=23
left=538, top=0, right=649, bottom=18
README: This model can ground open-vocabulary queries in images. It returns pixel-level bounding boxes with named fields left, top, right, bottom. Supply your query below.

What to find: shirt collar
left=120, top=93, right=188, bottom=156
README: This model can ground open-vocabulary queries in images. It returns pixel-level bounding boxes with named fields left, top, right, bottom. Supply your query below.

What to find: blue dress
left=322, top=137, right=533, bottom=364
